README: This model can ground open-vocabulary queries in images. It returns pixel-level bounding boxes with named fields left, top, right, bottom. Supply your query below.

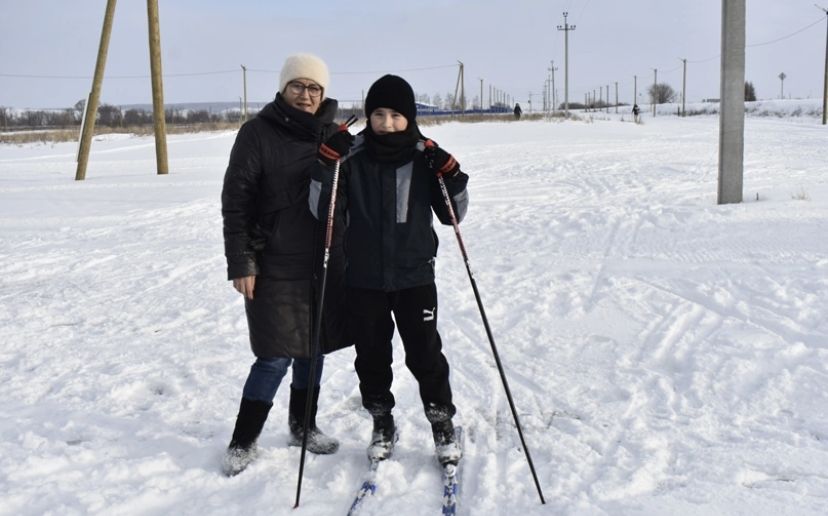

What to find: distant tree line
left=0, top=100, right=249, bottom=131
left=1, top=81, right=764, bottom=131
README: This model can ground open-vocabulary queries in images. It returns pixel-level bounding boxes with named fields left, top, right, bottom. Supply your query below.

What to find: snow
left=582, top=98, right=825, bottom=120
left=1, top=110, right=827, bottom=515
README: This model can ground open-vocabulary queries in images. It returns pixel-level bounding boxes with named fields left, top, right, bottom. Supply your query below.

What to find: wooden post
left=75, top=0, right=117, bottom=181
left=147, top=0, right=168, bottom=175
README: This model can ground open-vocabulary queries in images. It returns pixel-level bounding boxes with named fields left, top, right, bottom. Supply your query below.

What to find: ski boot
left=432, top=419, right=462, bottom=466
left=367, top=413, right=397, bottom=461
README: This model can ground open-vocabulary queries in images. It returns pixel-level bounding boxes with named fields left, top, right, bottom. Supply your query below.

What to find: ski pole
left=425, top=140, right=546, bottom=505
left=294, top=115, right=357, bottom=509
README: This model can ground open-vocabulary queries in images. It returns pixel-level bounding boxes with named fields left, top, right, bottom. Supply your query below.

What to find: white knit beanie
left=279, top=53, right=330, bottom=98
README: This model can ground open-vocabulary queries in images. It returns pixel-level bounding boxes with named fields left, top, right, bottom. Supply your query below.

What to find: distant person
left=632, top=103, right=641, bottom=123
left=513, top=102, right=523, bottom=120
left=311, top=74, right=469, bottom=466
left=220, top=53, right=349, bottom=476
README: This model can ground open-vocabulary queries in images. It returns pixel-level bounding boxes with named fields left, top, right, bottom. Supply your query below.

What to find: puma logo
left=423, top=307, right=435, bottom=322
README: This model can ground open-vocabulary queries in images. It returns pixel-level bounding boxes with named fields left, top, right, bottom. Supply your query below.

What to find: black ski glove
left=318, top=127, right=354, bottom=165
left=424, top=141, right=461, bottom=178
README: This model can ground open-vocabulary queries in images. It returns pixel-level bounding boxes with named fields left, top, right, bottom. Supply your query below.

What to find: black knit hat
left=364, top=74, right=417, bottom=122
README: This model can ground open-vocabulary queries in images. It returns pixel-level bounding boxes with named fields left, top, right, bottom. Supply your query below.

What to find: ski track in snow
left=1, top=116, right=827, bottom=515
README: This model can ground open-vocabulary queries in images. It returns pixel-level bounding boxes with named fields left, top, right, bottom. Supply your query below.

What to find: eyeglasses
left=286, top=81, right=323, bottom=98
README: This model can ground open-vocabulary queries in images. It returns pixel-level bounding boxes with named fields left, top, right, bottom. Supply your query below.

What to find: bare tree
left=444, top=92, right=455, bottom=110
left=648, top=83, right=676, bottom=104
left=97, top=104, right=122, bottom=127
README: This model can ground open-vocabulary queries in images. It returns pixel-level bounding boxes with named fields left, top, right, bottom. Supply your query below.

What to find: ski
left=347, top=427, right=463, bottom=515
left=441, top=462, right=460, bottom=515
left=440, top=426, right=464, bottom=516
left=347, top=459, right=380, bottom=516
left=347, top=425, right=398, bottom=515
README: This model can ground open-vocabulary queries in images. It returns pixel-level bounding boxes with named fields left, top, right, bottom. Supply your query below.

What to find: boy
left=310, top=75, right=468, bottom=465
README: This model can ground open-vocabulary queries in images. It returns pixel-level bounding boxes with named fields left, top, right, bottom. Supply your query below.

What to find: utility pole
left=606, top=84, right=610, bottom=113
left=557, top=12, right=576, bottom=116
left=75, top=0, right=117, bottom=181
left=681, top=58, right=688, bottom=117
left=652, top=68, right=658, bottom=117
left=820, top=5, right=828, bottom=125
left=461, top=63, right=466, bottom=111
left=718, top=0, right=746, bottom=205
left=634, top=75, right=638, bottom=106
left=542, top=81, right=547, bottom=112
left=615, top=82, right=618, bottom=113
left=480, top=78, right=484, bottom=111
left=778, top=72, right=787, bottom=99
left=550, top=61, right=558, bottom=112
left=147, top=0, right=168, bottom=175
left=454, top=61, right=466, bottom=112
left=241, top=65, right=248, bottom=122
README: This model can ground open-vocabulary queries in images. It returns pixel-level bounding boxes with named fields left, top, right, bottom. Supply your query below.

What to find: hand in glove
left=424, top=140, right=460, bottom=177
left=318, top=125, right=354, bottom=165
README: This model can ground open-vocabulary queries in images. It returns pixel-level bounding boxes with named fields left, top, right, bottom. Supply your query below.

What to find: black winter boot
left=367, top=413, right=397, bottom=461
left=222, top=398, right=272, bottom=476
left=288, top=387, right=339, bottom=455
left=425, top=403, right=461, bottom=466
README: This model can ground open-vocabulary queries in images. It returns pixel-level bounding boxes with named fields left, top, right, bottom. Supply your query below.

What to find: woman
left=220, top=53, right=348, bottom=476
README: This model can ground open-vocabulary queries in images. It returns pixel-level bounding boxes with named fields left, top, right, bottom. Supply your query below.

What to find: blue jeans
left=241, top=356, right=324, bottom=403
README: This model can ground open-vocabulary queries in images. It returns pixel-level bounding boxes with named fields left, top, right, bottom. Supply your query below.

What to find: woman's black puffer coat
left=221, top=94, right=347, bottom=358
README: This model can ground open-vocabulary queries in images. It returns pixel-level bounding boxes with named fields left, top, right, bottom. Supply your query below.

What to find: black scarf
left=260, top=93, right=337, bottom=142
left=362, top=123, right=422, bottom=164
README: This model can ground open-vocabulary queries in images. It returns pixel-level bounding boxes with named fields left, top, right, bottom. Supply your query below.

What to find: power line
left=686, top=16, right=825, bottom=64
left=747, top=16, right=824, bottom=47
left=0, top=64, right=458, bottom=81
left=1, top=70, right=238, bottom=80
left=627, top=16, right=826, bottom=84
left=332, top=64, right=458, bottom=75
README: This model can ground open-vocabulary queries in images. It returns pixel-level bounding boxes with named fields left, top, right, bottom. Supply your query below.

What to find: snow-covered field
left=1, top=114, right=826, bottom=515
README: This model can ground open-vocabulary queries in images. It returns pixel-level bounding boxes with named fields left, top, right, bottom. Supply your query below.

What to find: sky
left=1, top=0, right=826, bottom=110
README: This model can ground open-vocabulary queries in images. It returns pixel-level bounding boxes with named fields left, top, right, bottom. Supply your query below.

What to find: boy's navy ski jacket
left=310, top=138, right=469, bottom=292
